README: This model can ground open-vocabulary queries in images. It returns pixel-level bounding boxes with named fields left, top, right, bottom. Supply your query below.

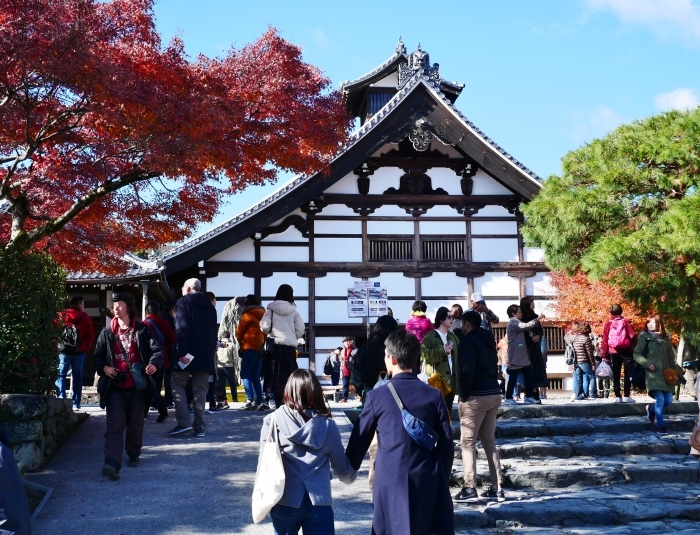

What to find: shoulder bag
left=252, top=413, right=285, bottom=523
left=387, top=382, right=439, bottom=451
left=116, top=330, right=150, bottom=392
left=510, top=332, right=531, bottom=368
left=263, top=311, right=275, bottom=358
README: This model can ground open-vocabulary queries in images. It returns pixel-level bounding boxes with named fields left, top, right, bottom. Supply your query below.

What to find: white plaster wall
left=371, top=72, right=398, bottom=88
left=470, top=170, right=513, bottom=195
left=271, top=208, right=304, bottom=224
left=367, top=273, right=415, bottom=296
left=388, top=300, right=415, bottom=325
left=422, top=205, right=463, bottom=217
left=315, top=300, right=363, bottom=324
left=315, top=354, right=329, bottom=375
left=206, top=272, right=255, bottom=298
left=260, top=246, right=309, bottom=262
left=314, top=238, right=362, bottom=261
left=323, top=171, right=360, bottom=194
left=533, top=299, right=557, bottom=318
left=430, top=140, right=463, bottom=157
left=367, top=220, right=414, bottom=235
left=485, top=300, right=512, bottom=323
left=367, top=167, right=400, bottom=195
left=526, top=273, right=555, bottom=297
left=373, top=143, right=398, bottom=157
left=262, top=226, right=307, bottom=243
left=370, top=205, right=409, bottom=217
left=427, top=168, right=462, bottom=195
left=524, top=247, right=545, bottom=262
left=297, top=357, right=309, bottom=370
left=262, top=273, right=309, bottom=297
left=472, top=238, right=519, bottom=262
left=471, top=221, right=518, bottom=235
left=208, top=238, right=255, bottom=261
left=314, top=220, right=362, bottom=235
left=316, top=337, right=344, bottom=350
left=317, top=204, right=357, bottom=217
left=315, top=273, right=357, bottom=297
left=474, top=273, right=520, bottom=297
left=473, top=205, right=512, bottom=217
left=421, top=273, right=469, bottom=297
left=420, top=220, right=466, bottom=235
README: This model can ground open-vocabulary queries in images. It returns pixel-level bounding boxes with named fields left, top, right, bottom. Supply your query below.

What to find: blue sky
left=152, top=0, right=700, bottom=235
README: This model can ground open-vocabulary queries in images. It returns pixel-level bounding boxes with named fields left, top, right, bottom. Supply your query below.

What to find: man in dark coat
left=169, top=278, right=218, bottom=437
left=346, top=329, right=454, bottom=535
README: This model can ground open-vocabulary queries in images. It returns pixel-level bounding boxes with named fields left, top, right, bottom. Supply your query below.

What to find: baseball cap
left=471, top=292, right=485, bottom=304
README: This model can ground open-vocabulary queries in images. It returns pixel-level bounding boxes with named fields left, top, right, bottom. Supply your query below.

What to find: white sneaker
left=622, top=396, right=636, bottom=403
left=524, top=397, right=541, bottom=404
left=570, top=395, right=578, bottom=402
left=614, top=397, right=623, bottom=403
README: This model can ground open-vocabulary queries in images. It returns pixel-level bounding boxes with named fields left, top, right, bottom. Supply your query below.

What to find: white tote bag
left=251, top=413, right=286, bottom=523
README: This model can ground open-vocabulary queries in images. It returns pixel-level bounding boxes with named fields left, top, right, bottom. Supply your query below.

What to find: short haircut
left=610, top=304, right=623, bottom=316
left=145, top=300, right=161, bottom=315
left=205, top=291, right=216, bottom=303
left=384, top=329, right=420, bottom=370
left=68, top=295, right=84, bottom=307
left=433, top=306, right=450, bottom=328
left=411, top=300, right=427, bottom=313
left=183, top=278, right=201, bottom=292
left=506, top=304, right=520, bottom=318
left=462, top=310, right=482, bottom=329
left=244, top=294, right=261, bottom=306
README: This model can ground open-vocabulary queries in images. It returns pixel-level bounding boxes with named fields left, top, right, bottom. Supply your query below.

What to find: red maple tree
left=0, top=0, right=349, bottom=273
left=547, top=271, right=646, bottom=334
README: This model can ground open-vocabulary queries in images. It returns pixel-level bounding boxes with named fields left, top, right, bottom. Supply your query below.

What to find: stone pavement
left=25, top=394, right=700, bottom=534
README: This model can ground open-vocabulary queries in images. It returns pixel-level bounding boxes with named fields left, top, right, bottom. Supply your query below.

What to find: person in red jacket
left=57, top=295, right=95, bottom=410
left=144, top=301, right=177, bottom=422
left=340, top=336, right=357, bottom=402
left=601, top=304, right=638, bottom=403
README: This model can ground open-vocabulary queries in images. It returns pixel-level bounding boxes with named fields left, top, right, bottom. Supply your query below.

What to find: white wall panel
left=420, top=221, right=466, bottom=235
left=367, top=221, right=414, bottom=235
left=421, top=273, right=469, bottom=297
left=372, top=72, right=399, bottom=87
left=533, top=299, right=557, bottom=318
left=367, top=273, right=415, bottom=296
left=297, top=357, right=309, bottom=370
left=206, top=272, right=255, bottom=298
left=526, top=273, right=555, bottom=297
left=524, top=247, right=545, bottom=262
left=317, top=204, right=357, bottom=217
left=422, top=205, right=462, bottom=217
left=427, top=168, right=462, bottom=195
left=387, top=300, right=415, bottom=325
left=473, top=205, right=512, bottom=217
left=474, top=273, right=520, bottom=297
left=483, top=299, right=511, bottom=323
left=262, top=226, right=307, bottom=243
left=315, top=300, right=363, bottom=324
left=370, top=205, right=409, bottom=217
left=315, top=337, right=344, bottom=350
left=208, top=238, right=255, bottom=261
left=270, top=209, right=304, bottom=225
left=323, top=171, right=359, bottom=194
left=262, top=273, right=308, bottom=297
left=471, top=170, right=513, bottom=195
left=430, top=140, right=462, bottom=157
left=315, top=273, right=357, bottom=296
left=260, top=246, right=309, bottom=262
left=367, top=167, right=401, bottom=195
left=314, top=220, right=362, bottom=235
left=471, top=221, right=518, bottom=235
left=314, top=238, right=361, bottom=261
left=315, top=354, right=329, bottom=375
left=472, top=238, right=519, bottom=262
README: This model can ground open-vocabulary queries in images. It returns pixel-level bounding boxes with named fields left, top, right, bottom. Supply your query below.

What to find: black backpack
left=58, top=324, right=79, bottom=354
left=323, top=356, right=333, bottom=375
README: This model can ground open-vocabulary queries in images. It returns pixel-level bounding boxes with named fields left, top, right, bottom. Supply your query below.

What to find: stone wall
left=0, top=394, right=87, bottom=473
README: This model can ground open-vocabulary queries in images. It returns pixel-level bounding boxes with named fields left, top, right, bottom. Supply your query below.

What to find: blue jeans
left=650, top=390, right=674, bottom=427
left=56, top=352, right=86, bottom=407
left=573, top=362, right=597, bottom=398
left=240, top=350, right=263, bottom=404
left=270, top=492, right=334, bottom=535
left=341, top=375, right=351, bottom=401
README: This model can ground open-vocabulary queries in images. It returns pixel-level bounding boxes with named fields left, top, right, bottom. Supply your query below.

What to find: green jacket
left=633, top=332, right=682, bottom=393
left=421, top=330, right=459, bottom=392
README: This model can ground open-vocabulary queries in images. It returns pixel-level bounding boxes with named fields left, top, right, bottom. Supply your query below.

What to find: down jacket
left=260, top=300, right=305, bottom=347
left=236, top=305, right=266, bottom=351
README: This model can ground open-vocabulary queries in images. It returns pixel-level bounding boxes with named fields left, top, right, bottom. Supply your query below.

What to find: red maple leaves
left=0, top=0, right=349, bottom=273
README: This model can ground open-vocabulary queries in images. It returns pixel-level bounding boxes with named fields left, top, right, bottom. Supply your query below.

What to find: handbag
left=252, top=413, right=285, bottom=523
left=509, top=334, right=531, bottom=368
left=427, top=372, right=451, bottom=398
left=116, top=330, right=150, bottom=391
left=263, top=311, right=275, bottom=358
left=663, top=368, right=679, bottom=385
left=387, top=382, right=440, bottom=451
left=595, top=360, right=613, bottom=378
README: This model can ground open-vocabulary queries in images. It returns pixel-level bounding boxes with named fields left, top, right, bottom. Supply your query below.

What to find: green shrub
left=0, top=249, right=66, bottom=394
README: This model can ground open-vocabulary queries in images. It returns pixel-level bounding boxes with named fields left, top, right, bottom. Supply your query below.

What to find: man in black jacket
left=453, top=310, right=504, bottom=504
left=169, top=278, right=218, bottom=438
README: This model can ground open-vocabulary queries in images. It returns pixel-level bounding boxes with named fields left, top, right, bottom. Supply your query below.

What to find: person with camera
left=94, top=292, right=163, bottom=481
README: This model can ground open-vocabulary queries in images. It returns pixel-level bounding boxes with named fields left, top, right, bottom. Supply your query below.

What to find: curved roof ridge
left=340, top=52, right=407, bottom=90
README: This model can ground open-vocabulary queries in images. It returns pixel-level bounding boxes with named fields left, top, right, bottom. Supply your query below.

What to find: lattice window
left=369, top=239, right=413, bottom=261
left=421, top=239, right=464, bottom=261
left=368, top=92, right=394, bottom=115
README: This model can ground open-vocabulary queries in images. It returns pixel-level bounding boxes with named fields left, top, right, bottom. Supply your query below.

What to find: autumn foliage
left=547, top=271, right=646, bottom=334
left=0, top=0, right=350, bottom=273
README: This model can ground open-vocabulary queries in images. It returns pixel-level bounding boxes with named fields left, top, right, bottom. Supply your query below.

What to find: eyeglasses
left=446, top=315, right=454, bottom=320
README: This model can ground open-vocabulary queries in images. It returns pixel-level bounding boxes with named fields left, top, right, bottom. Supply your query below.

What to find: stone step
left=470, top=431, right=693, bottom=460
left=451, top=414, right=697, bottom=440
left=452, top=483, right=700, bottom=529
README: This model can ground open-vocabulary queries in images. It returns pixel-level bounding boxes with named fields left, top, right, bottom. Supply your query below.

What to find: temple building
left=159, top=40, right=555, bottom=373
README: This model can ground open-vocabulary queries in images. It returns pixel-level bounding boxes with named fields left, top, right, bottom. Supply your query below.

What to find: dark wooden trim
left=508, top=271, right=537, bottom=278
left=465, top=220, right=472, bottom=262
left=313, top=215, right=519, bottom=222
left=243, top=270, right=273, bottom=278
left=314, top=295, right=417, bottom=301
left=349, top=269, right=381, bottom=278
left=361, top=220, right=368, bottom=263
left=313, top=234, right=361, bottom=239
left=206, top=261, right=548, bottom=273
left=308, top=276, right=316, bottom=363
left=297, top=271, right=326, bottom=278
left=471, top=234, right=520, bottom=239
left=258, top=241, right=308, bottom=247
left=403, top=272, right=433, bottom=278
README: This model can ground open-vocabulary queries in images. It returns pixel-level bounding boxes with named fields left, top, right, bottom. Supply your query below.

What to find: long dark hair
left=275, top=284, right=295, bottom=305
left=283, top=369, right=331, bottom=420
left=367, top=315, right=399, bottom=351
left=520, top=296, right=537, bottom=322
left=434, top=306, right=450, bottom=328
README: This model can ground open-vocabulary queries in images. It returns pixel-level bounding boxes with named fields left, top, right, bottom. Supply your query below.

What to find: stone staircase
left=447, top=399, right=700, bottom=530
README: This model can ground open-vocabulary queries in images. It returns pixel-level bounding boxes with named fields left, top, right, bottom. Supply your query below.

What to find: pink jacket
left=405, top=313, right=433, bottom=343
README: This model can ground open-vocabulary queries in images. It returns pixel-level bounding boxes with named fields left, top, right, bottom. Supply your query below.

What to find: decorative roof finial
left=396, top=37, right=406, bottom=55
left=396, top=43, right=441, bottom=89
